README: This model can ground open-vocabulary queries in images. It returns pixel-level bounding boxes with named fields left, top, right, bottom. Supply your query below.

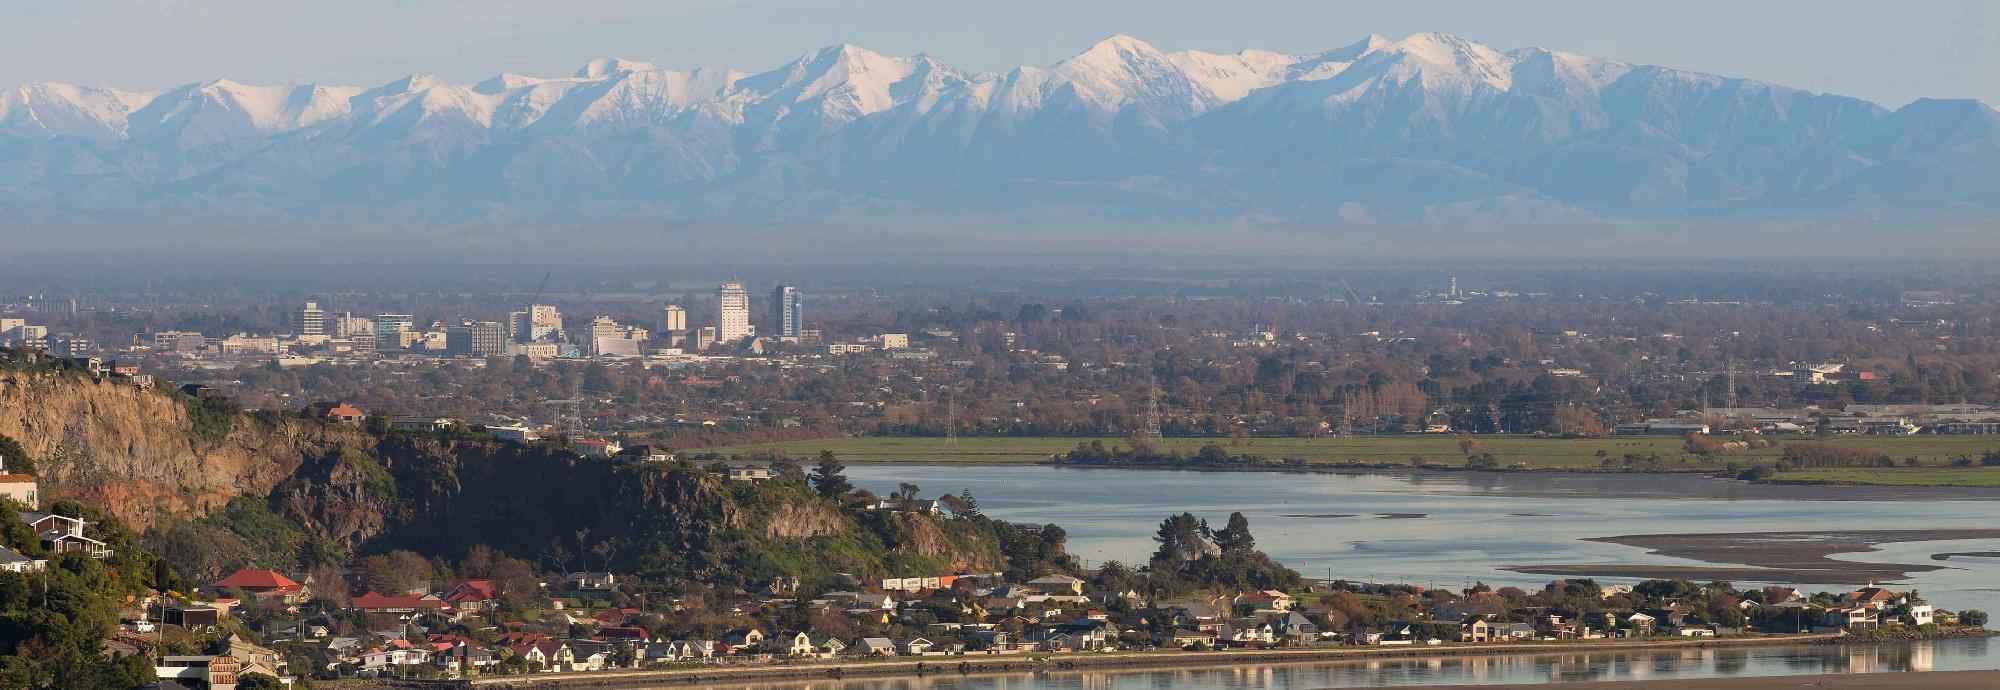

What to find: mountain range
left=3, top=33, right=1998, bottom=226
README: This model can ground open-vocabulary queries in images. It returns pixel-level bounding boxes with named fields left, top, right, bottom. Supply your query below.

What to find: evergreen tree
left=810, top=450, right=851, bottom=499
left=1215, top=511, right=1256, bottom=555
left=958, top=488, right=981, bottom=518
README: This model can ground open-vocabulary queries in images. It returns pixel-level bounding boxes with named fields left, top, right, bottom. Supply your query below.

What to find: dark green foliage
left=810, top=450, right=851, bottom=499
left=0, top=435, right=32, bottom=476
left=1150, top=511, right=1299, bottom=595
left=1214, top=512, right=1255, bottom=555
left=1964, top=609, right=1989, bottom=627
left=0, top=502, right=159, bottom=689
left=236, top=672, right=283, bottom=690
left=186, top=394, right=240, bottom=443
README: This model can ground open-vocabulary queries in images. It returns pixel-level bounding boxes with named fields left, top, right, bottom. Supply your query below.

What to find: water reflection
left=695, top=639, right=1993, bottom=690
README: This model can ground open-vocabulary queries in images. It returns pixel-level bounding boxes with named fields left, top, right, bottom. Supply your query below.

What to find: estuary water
left=845, top=465, right=2000, bottom=620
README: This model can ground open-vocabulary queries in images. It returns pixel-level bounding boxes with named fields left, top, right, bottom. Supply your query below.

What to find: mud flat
left=1509, top=529, right=2000, bottom=584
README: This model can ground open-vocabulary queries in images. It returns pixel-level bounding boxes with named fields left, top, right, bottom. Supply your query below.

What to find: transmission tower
left=543, top=398, right=584, bottom=439
left=1141, top=377, right=1163, bottom=440
left=943, top=387, right=958, bottom=448
left=1726, top=361, right=1739, bottom=408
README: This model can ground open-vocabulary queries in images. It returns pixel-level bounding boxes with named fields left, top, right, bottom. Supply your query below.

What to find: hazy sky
left=4, top=0, right=1995, bottom=107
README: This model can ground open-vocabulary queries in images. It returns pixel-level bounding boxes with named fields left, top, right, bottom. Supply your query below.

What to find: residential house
left=350, top=592, right=452, bottom=616
left=1457, top=616, right=1492, bottom=643
left=209, top=568, right=309, bottom=604
left=1824, top=607, right=1879, bottom=630
left=1234, top=590, right=1296, bottom=612
left=1172, top=629, right=1219, bottom=649
left=20, top=511, right=111, bottom=558
left=567, top=640, right=619, bottom=671
left=1271, top=611, right=1318, bottom=640
left=1494, top=622, right=1537, bottom=640
left=1026, top=574, right=1086, bottom=595
left=727, top=466, right=774, bottom=481
left=444, top=579, right=499, bottom=611
left=511, top=640, right=572, bottom=671
left=900, top=637, right=934, bottom=655
left=573, top=438, right=622, bottom=459
left=0, top=545, right=45, bottom=573
left=811, top=635, right=848, bottom=658
left=1218, top=618, right=1275, bottom=645
left=721, top=628, right=765, bottom=652
left=307, top=402, right=367, bottom=425
left=566, top=571, right=617, bottom=590
left=1843, top=586, right=1900, bottom=611
left=0, top=463, right=36, bottom=508
left=775, top=631, right=815, bottom=657
left=853, top=637, right=898, bottom=656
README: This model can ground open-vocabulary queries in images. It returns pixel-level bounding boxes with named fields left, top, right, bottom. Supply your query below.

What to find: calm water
left=846, top=466, right=2000, bottom=620
left=712, top=638, right=1995, bottom=689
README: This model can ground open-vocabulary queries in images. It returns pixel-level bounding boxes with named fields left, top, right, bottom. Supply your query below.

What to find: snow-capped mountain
left=1, top=33, right=1995, bottom=224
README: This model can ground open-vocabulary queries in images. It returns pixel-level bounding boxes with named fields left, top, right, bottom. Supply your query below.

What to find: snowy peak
left=0, top=82, right=141, bottom=141
left=575, top=58, right=660, bottom=79
left=1360, top=32, right=1516, bottom=91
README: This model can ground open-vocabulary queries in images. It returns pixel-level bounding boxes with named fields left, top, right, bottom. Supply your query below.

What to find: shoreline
left=466, top=633, right=1850, bottom=688
left=1509, top=528, right=2000, bottom=585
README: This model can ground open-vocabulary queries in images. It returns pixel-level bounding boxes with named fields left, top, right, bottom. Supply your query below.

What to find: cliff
left=0, top=369, right=368, bottom=526
left=0, top=367, right=1031, bottom=585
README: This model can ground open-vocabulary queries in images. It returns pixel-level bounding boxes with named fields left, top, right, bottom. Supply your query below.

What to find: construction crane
left=1337, top=277, right=1367, bottom=307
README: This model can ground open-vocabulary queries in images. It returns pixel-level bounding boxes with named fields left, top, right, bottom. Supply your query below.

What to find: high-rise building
left=516, top=305, right=562, bottom=343
left=299, top=301, right=325, bottom=337
left=334, top=313, right=374, bottom=338
left=716, top=282, right=750, bottom=344
left=662, top=304, right=687, bottom=334
left=770, top=285, right=801, bottom=339
left=471, top=321, right=506, bottom=356
left=374, top=314, right=414, bottom=352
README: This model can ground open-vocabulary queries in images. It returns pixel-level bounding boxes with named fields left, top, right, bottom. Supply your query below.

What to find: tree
left=0, top=434, right=32, bottom=476
left=810, top=451, right=851, bottom=499
left=236, top=673, right=283, bottom=690
left=1963, top=609, right=1989, bottom=628
left=1213, top=512, right=1255, bottom=555
left=1151, top=513, right=1207, bottom=564
left=958, top=488, right=981, bottom=518
left=897, top=482, right=921, bottom=502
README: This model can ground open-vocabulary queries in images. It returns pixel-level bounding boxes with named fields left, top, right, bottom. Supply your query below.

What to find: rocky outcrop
left=0, top=369, right=367, bottom=526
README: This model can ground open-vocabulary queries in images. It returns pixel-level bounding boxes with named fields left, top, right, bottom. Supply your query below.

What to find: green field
left=1773, top=467, right=2000, bottom=488
left=709, top=434, right=2000, bottom=470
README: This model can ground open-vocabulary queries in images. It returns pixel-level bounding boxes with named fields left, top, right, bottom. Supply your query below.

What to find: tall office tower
left=663, top=304, right=687, bottom=333
left=374, top=314, right=414, bottom=351
left=770, top=285, right=801, bottom=338
left=471, top=321, right=507, bottom=356
left=334, top=312, right=373, bottom=338
left=716, top=282, right=750, bottom=344
left=516, top=304, right=561, bottom=343
left=299, top=301, right=325, bottom=336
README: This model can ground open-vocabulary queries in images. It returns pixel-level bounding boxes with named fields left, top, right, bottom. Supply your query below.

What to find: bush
left=1963, top=609, right=1989, bottom=628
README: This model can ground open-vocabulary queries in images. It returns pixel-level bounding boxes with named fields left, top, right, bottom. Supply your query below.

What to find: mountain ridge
left=2, top=32, right=1997, bottom=226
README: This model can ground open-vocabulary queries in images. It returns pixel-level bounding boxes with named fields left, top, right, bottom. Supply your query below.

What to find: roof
left=0, top=546, right=35, bottom=564
left=212, top=568, right=303, bottom=591
left=350, top=592, right=450, bottom=610
left=0, top=474, right=34, bottom=484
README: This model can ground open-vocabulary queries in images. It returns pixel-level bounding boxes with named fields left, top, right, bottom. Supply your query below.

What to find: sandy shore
left=1417, top=670, right=2000, bottom=689
left=1509, top=528, right=2000, bottom=584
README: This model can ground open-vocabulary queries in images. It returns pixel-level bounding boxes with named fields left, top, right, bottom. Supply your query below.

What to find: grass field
left=709, top=434, right=2000, bottom=470
left=1772, top=467, right=2000, bottom=488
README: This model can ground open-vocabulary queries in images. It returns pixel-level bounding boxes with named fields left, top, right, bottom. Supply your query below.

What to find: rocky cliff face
left=0, top=369, right=367, bottom=526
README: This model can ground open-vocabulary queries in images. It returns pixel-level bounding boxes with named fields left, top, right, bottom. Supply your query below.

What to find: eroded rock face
left=0, top=370, right=366, bottom=527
